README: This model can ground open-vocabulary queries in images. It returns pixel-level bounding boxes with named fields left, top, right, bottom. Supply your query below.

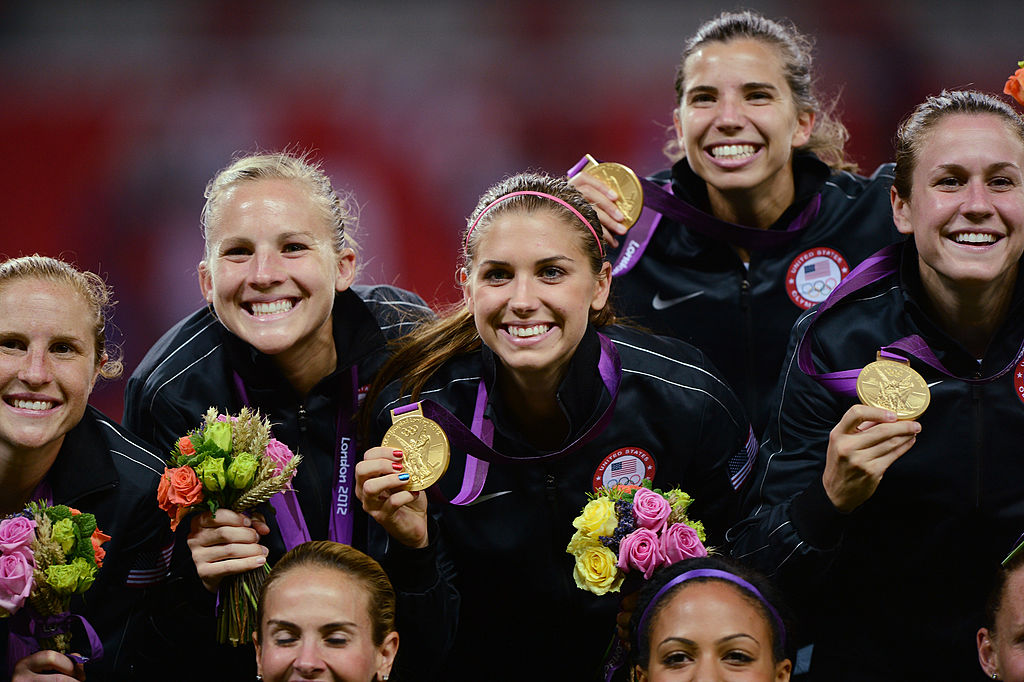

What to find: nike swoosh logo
left=465, top=490, right=513, bottom=506
left=927, top=380, right=943, bottom=388
left=652, top=290, right=704, bottom=310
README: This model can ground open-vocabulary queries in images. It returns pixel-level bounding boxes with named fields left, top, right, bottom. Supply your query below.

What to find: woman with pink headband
left=629, top=556, right=793, bottom=682
left=356, top=172, right=755, bottom=679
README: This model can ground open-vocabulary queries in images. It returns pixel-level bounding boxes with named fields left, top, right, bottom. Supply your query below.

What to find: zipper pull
left=298, top=404, right=308, bottom=432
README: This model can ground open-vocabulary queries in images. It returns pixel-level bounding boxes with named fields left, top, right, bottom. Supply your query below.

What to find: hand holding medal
left=355, top=403, right=450, bottom=550
left=568, top=154, right=644, bottom=244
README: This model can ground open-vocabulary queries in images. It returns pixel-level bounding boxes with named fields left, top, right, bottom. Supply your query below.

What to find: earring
left=994, top=674, right=1000, bottom=680
left=256, top=677, right=263, bottom=682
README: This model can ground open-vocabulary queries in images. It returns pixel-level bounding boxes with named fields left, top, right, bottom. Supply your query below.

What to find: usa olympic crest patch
left=785, top=247, right=849, bottom=310
left=592, top=447, right=656, bottom=492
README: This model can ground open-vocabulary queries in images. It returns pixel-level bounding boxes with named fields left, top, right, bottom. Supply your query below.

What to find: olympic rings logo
left=800, top=277, right=838, bottom=296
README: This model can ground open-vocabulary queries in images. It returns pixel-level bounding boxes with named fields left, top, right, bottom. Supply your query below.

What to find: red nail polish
left=393, top=449, right=404, bottom=458
left=392, top=462, right=404, bottom=472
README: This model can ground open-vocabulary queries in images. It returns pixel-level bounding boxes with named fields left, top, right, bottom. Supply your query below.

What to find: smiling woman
left=122, top=152, right=455, bottom=680
left=356, top=172, right=755, bottom=679
left=730, top=91, right=1024, bottom=680
left=0, top=255, right=171, bottom=679
left=570, top=10, right=903, bottom=433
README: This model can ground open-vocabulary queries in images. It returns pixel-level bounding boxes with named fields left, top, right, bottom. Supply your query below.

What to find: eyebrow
left=267, top=619, right=358, bottom=631
left=686, top=82, right=779, bottom=95
left=933, top=162, right=1021, bottom=173
left=479, top=255, right=575, bottom=267
left=659, top=633, right=758, bottom=646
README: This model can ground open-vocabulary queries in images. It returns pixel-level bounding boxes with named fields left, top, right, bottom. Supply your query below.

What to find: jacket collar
left=479, top=325, right=607, bottom=451
left=670, top=150, right=830, bottom=234
left=47, top=406, right=119, bottom=505
left=223, top=289, right=385, bottom=395
left=898, top=241, right=1024, bottom=374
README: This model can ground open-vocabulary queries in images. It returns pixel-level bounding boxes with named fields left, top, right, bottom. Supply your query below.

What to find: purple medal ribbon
left=797, top=243, right=1024, bottom=394
left=567, top=156, right=822, bottom=276
left=233, top=366, right=358, bottom=548
left=393, top=333, right=622, bottom=505
left=7, top=605, right=104, bottom=675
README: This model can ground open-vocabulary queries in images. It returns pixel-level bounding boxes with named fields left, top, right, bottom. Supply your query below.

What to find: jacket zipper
left=971, top=380, right=982, bottom=508
left=740, top=274, right=755, bottom=413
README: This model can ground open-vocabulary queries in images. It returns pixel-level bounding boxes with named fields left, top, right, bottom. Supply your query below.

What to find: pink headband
left=464, top=190, right=605, bottom=258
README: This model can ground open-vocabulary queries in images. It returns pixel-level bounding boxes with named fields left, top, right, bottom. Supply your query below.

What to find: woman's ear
left=590, top=261, right=612, bottom=313
left=978, top=627, right=999, bottom=677
left=376, top=631, right=400, bottom=680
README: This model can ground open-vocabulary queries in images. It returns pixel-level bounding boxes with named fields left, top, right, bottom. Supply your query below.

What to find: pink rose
left=264, top=439, right=295, bottom=477
left=617, top=528, right=665, bottom=580
left=660, top=523, right=708, bottom=564
left=0, top=551, right=35, bottom=614
left=0, top=517, right=36, bottom=555
left=632, top=487, right=671, bottom=532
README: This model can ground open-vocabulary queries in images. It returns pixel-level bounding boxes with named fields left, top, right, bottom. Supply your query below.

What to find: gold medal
left=856, top=353, right=931, bottom=420
left=381, top=404, right=450, bottom=491
left=580, top=154, right=644, bottom=229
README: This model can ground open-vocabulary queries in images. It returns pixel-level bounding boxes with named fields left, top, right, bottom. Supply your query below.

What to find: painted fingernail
left=392, top=462, right=404, bottom=472
left=398, top=473, right=410, bottom=482
left=393, top=449, right=404, bottom=458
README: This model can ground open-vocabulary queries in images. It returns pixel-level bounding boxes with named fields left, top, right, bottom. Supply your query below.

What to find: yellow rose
left=572, top=497, right=617, bottom=539
left=572, top=544, right=624, bottom=596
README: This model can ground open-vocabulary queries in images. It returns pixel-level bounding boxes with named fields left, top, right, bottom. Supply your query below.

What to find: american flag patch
left=610, top=459, right=637, bottom=475
left=125, top=541, right=172, bottom=587
left=727, top=425, right=757, bottom=491
left=803, top=261, right=831, bottom=281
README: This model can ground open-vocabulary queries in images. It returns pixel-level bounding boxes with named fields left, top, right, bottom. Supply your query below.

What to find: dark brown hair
left=893, top=90, right=1024, bottom=200
left=670, top=10, right=854, bottom=172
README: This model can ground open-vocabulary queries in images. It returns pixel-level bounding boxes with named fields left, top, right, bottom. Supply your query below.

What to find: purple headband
left=464, top=190, right=605, bottom=258
left=636, top=568, right=786, bottom=651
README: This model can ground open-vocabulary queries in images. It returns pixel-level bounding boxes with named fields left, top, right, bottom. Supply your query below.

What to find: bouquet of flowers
left=0, top=501, right=109, bottom=660
left=1006, top=60, right=1024, bottom=107
left=566, top=481, right=708, bottom=596
left=157, top=407, right=301, bottom=645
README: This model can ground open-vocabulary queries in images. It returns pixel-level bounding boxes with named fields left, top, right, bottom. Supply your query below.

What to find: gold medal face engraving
left=856, top=354, right=931, bottom=420
left=381, top=405, right=450, bottom=491
left=581, top=154, right=644, bottom=229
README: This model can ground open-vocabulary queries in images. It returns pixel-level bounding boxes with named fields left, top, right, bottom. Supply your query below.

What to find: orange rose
left=1006, top=67, right=1024, bottom=107
left=177, top=436, right=195, bottom=456
left=91, top=528, right=111, bottom=567
left=157, top=466, right=203, bottom=530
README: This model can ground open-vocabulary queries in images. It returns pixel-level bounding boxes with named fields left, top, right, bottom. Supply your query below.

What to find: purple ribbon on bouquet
left=567, top=155, right=822, bottom=277
left=394, top=333, right=622, bottom=505
left=233, top=366, right=359, bottom=549
left=6, top=606, right=103, bottom=675
left=796, top=243, right=1024, bottom=394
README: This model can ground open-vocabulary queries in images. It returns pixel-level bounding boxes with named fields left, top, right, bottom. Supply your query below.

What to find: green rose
left=51, top=518, right=77, bottom=555
left=226, top=452, right=258, bottom=489
left=204, top=421, right=232, bottom=456
left=196, top=457, right=227, bottom=492
left=71, top=557, right=97, bottom=592
left=45, top=564, right=80, bottom=595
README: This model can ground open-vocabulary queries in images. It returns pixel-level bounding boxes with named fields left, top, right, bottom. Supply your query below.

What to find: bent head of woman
left=198, top=153, right=357, bottom=386
left=461, top=173, right=612, bottom=392
left=891, top=91, right=1024, bottom=306
left=671, top=11, right=849, bottom=225
left=630, top=556, right=792, bottom=682
left=979, top=547, right=1024, bottom=681
left=0, top=256, right=121, bottom=461
left=255, top=540, right=398, bottom=682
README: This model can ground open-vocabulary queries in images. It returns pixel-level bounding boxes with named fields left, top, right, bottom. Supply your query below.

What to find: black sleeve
left=727, top=313, right=852, bottom=586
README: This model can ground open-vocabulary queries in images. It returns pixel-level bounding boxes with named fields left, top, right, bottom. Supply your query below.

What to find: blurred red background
left=2, top=0, right=1019, bottom=422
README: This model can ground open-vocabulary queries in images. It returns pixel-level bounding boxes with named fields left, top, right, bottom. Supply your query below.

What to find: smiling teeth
left=711, top=144, right=756, bottom=159
left=508, top=325, right=549, bottom=338
left=12, top=399, right=54, bottom=411
left=250, top=300, right=293, bottom=315
left=953, top=232, right=998, bottom=244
